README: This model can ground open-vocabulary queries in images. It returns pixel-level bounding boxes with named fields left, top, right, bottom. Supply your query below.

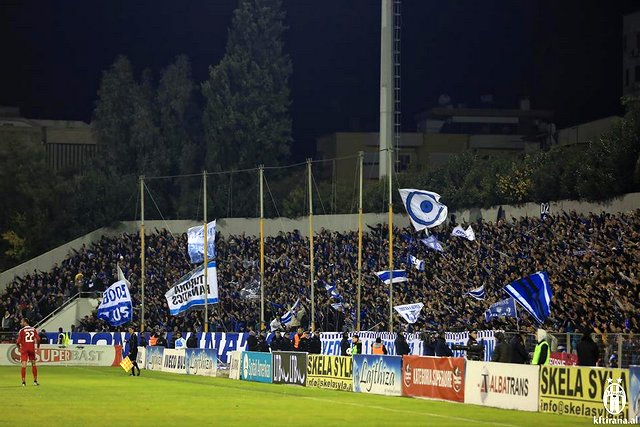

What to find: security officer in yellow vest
left=57, top=327, right=71, bottom=347
left=531, top=328, right=550, bottom=365
left=348, top=334, right=362, bottom=356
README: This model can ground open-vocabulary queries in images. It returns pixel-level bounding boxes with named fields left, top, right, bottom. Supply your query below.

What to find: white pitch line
left=300, top=396, right=522, bottom=427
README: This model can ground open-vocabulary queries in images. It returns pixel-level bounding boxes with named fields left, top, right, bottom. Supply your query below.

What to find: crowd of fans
left=1, top=210, right=639, bottom=340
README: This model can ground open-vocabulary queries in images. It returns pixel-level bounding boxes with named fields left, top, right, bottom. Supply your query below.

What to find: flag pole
left=203, top=170, right=208, bottom=333
left=357, top=151, right=364, bottom=331
left=139, top=176, right=145, bottom=332
left=307, top=158, right=315, bottom=332
left=388, top=147, right=393, bottom=333
left=259, top=165, right=265, bottom=331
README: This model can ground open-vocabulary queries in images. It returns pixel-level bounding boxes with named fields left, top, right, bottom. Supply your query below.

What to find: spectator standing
left=309, top=331, right=322, bottom=354
left=340, top=332, right=350, bottom=356
left=186, top=332, right=198, bottom=349
left=435, top=332, right=453, bottom=357
left=395, top=332, right=410, bottom=356
left=174, top=332, right=186, bottom=349
left=491, top=332, right=510, bottom=362
left=372, top=337, right=387, bottom=355
left=576, top=332, right=599, bottom=366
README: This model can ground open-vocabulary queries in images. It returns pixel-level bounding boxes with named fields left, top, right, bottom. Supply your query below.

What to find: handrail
left=34, top=292, right=99, bottom=329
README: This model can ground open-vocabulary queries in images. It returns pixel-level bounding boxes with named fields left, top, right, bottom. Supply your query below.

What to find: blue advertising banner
left=145, top=346, right=164, bottom=371
left=185, top=348, right=217, bottom=377
left=241, top=351, right=273, bottom=383
left=49, top=332, right=248, bottom=364
left=352, top=354, right=402, bottom=396
left=631, top=366, right=640, bottom=423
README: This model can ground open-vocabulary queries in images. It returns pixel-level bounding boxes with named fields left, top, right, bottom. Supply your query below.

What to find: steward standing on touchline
left=531, top=329, right=550, bottom=365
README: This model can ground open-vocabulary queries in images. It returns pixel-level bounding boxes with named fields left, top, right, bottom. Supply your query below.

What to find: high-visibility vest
left=149, top=335, right=158, bottom=346
left=294, top=333, right=301, bottom=349
left=372, top=343, right=385, bottom=355
left=64, top=332, right=71, bottom=346
left=532, top=341, right=550, bottom=365
left=350, top=344, right=358, bottom=355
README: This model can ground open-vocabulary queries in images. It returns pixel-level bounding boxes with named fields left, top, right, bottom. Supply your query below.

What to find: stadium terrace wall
left=2, top=191, right=640, bottom=292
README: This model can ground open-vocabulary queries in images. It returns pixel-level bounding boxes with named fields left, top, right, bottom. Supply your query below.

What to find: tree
left=202, top=0, right=293, bottom=172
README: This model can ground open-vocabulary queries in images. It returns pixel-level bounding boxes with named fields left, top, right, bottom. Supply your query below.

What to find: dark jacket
left=270, top=336, right=284, bottom=352
left=577, top=335, right=599, bottom=366
left=186, top=334, right=198, bottom=348
left=340, top=337, right=350, bottom=356
left=298, top=336, right=310, bottom=352
left=128, top=333, right=138, bottom=356
left=156, top=335, right=167, bottom=347
left=309, top=335, right=322, bottom=354
left=509, top=335, right=529, bottom=364
left=435, top=337, right=453, bottom=357
left=247, top=333, right=258, bottom=352
left=491, top=340, right=510, bottom=363
left=423, top=339, right=435, bottom=356
left=258, top=337, right=270, bottom=353
left=395, top=334, right=410, bottom=356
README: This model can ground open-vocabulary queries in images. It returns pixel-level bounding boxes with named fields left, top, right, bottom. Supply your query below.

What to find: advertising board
left=228, top=351, right=242, bottom=380
left=162, top=348, right=186, bottom=374
left=464, top=361, right=538, bottom=411
left=241, top=351, right=273, bottom=383
left=0, top=344, right=121, bottom=367
left=185, top=348, right=217, bottom=377
left=272, top=351, right=306, bottom=386
left=352, top=354, right=402, bottom=396
left=402, top=356, right=465, bottom=402
left=306, top=355, right=352, bottom=391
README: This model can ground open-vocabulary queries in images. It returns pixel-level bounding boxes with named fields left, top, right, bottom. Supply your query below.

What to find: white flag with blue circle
left=394, top=302, right=424, bottom=324
left=399, top=189, right=448, bottom=231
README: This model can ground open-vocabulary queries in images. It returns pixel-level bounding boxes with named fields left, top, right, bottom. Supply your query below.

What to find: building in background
left=0, top=106, right=97, bottom=173
left=623, top=11, right=640, bottom=97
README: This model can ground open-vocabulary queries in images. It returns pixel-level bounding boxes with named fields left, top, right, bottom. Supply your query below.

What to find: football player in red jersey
left=16, top=318, right=41, bottom=386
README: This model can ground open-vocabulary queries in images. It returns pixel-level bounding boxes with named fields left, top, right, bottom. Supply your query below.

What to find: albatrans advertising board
left=539, top=365, right=630, bottom=420
left=272, top=351, right=306, bottom=386
left=241, top=351, right=273, bottom=383
left=402, top=356, right=465, bottom=402
left=352, top=354, right=402, bottom=396
left=306, top=355, right=353, bottom=391
left=0, top=344, right=122, bottom=366
left=464, top=361, right=539, bottom=411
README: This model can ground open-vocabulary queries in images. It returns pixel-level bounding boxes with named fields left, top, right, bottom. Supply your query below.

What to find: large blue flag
left=187, top=220, right=216, bottom=264
left=97, top=280, right=133, bottom=326
left=484, top=298, right=518, bottom=323
left=504, top=271, right=552, bottom=324
left=398, top=189, right=448, bottom=231
left=375, top=270, right=408, bottom=285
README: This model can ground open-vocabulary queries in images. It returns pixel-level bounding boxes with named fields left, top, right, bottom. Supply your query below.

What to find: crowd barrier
left=0, top=344, right=122, bottom=366
left=307, top=355, right=352, bottom=391
left=464, top=360, right=538, bottom=411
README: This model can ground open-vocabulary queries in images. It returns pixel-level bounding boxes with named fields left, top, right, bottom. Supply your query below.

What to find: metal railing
left=33, top=291, right=101, bottom=330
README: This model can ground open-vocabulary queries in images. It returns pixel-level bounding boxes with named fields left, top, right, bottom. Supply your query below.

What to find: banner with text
left=145, top=346, right=165, bottom=371
left=241, top=351, right=273, bottom=383
left=306, top=355, right=353, bottom=392
left=539, top=365, right=630, bottom=419
left=629, top=366, right=640, bottom=423
left=185, top=348, right=217, bottom=377
left=465, top=361, right=539, bottom=411
left=0, top=344, right=122, bottom=367
left=402, top=356, right=465, bottom=402
left=165, top=261, right=219, bottom=315
left=162, top=348, right=186, bottom=374
left=352, top=354, right=402, bottom=396
left=272, top=351, right=307, bottom=386
left=549, top=352, right=578, bottom=366
left=228, top=351, right=242, bottom=380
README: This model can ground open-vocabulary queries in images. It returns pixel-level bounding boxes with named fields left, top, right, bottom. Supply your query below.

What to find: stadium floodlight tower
left=379, top=0, right=393, bottom=182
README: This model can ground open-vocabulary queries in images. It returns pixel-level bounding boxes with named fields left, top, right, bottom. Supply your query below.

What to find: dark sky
left=1, top=0, right=638, bottom=160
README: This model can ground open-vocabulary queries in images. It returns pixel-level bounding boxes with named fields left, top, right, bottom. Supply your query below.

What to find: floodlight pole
left=139, top=176, right=145, bottom=332
left=357, top=152, right=364, bottom=331
left=259, top=165, right=265, bottom=330
left=307, top=158, right=315, bottom=332
left=203, top=170, right=208, bottom=333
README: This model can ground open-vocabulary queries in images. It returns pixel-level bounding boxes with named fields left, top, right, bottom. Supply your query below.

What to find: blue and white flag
left=280, top=298, right=301, bottom=326
left=421, top=235, right=443, bottom=252
left=394, top=302, right=424, bottom=324
left=97, top=280, right=133, bottom=326
left=399, top=189, right=448, bottom=231
left=375, top=270, right=408, bottom=285
left=504, top=271, right=552, bottom=324
left=164, top=261, right=219, bottom=316
left=452, top=225, right=475, bottom=241
left=484, top=298, right=518, bottom=323
left=466, top=285, right=485, bottom=300
left=331, top=302, right=344, bottom=311
left=187, top=220, right=216, bottom=264
left=408, top=254, right=425, bottom=272
left=324, top=282, right=343, bottom=302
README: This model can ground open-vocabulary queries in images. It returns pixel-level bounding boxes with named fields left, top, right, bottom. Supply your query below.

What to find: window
left=396, top=153, right=412, bottom=172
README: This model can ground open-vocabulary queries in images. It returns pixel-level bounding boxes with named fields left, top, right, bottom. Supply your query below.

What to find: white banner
left=185, top=349, right=217, bottom=377
left=464, top=361, right=540, bottom=411
left=0, top=344, right=121, bottom=366
left=136, top=346, right=146, bottom=368
left=96, top=280, right=132, bottom=326
left=228, top=351, right=242, bottom=380
left=162, top=348, right=186, bottom=374
left=394, top=303, right=423, bottom=324
left=165, top=261, right=219, bottom=315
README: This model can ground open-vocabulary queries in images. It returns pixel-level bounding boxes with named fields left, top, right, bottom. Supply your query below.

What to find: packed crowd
left=1, top=210, right=639, bottom=338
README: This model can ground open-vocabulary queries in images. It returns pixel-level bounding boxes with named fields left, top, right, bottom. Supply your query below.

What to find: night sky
left=1, top=0, right=638, bottom=160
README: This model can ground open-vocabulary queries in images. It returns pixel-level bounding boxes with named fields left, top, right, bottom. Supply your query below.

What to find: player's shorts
left=20, top=350, right=36, bottom=362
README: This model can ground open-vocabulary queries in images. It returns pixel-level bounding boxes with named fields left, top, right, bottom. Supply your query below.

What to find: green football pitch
left=0, top=366, right=592, bottom=426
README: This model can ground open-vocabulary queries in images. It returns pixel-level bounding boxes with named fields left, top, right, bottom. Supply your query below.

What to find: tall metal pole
left=139, top=176, right=145, bottom=332
left=357, top=152, right=364, bottom=331
left=388, top=148, right=394, bottom=333
left=379, top=0, right=393, bottom=180
left=307, top=159, right=315, bottom=332
left=259, top=165, right=265, bottom=331
left=203, top=170, right=208, bottom=333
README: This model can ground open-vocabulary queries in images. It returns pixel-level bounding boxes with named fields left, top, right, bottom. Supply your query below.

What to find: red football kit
left=17, top=325, right=40, bottom=362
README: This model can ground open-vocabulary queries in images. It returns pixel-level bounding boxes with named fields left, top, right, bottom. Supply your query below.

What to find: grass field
left=0, top=366, right=593, bottom=426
